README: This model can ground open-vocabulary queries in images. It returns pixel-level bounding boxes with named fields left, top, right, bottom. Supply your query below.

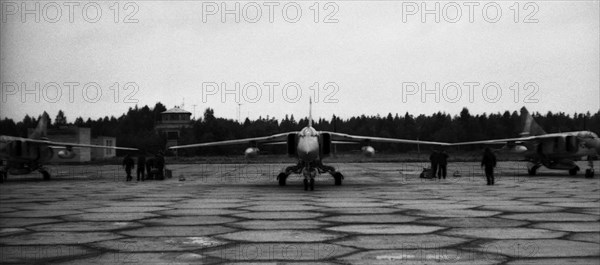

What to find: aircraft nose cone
left=297, top=138, right=318, bottom=161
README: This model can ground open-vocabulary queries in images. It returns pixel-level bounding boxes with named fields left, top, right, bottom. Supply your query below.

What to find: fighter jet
left=451, top=107, right=600, bottom=178
left=0, top=115, right=137, bottom=181
left=170, top=99, right=449, bottom=190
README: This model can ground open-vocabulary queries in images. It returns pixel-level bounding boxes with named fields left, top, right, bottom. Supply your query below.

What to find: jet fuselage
left=296, top=127, right=320, bottom=163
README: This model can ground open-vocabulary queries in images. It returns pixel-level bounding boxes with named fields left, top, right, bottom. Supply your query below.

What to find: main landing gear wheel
left=569, top=167, right=579, bottom=176
left=41, top=170, right=51, bottom=180
left=585, top=169, right=594, bottom=178
left=303, top=179, right=309, bottom=191
left=527, top=163, right=540, bottom=176
left=309, top=178, right=314, bottom=191
left=333, top=172, right=343, bottom=186
left=277, top=173, right=287, bottom=186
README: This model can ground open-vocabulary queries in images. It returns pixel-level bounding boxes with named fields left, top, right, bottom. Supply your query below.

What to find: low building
left=91, top=136, right=118, bottom=160
left=32, top=126, right=117, bottom=162
left=155, top=106, right=192, bottom=149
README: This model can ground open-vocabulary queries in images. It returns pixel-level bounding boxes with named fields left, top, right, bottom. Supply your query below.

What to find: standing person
left=137, top=153, right=146, bottom=181
left=122, top=154, right=135, bottom=181
left=438, top=149, right=449, bottom=179
left=146, top=156, right=155, bottom=180
left=429, top=149, right=439, bottom=179
left=481, top=147, right=497, bottom=185
left=155, top=152, right=165, bottom=180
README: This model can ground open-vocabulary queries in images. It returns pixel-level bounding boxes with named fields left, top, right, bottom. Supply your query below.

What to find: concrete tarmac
left=1, top=161, right=599, bottom=264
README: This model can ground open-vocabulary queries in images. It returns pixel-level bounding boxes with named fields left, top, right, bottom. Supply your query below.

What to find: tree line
left=1, top=103, right=598, bottom=156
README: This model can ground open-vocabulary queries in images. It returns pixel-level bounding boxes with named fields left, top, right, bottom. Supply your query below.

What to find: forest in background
left=1, top=102, right=599, bottom=156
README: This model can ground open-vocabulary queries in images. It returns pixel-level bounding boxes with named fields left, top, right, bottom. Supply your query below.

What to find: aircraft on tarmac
left=170, top=98, right=449, bottom=190
left=0, top=115, right=138, bottom=182
left=451, top=107, right=600, bottom=178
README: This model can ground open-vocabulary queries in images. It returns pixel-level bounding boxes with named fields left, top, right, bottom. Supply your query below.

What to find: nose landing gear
left=302, top=167, right=316, bottom=191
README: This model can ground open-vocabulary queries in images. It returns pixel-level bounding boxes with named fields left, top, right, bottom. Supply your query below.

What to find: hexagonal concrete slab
left=0, top=210, right=82, bottom=218
left=335, top=234, right=470, bottom=249
left=157, top=208, right=246, bottom=216
left=91, top=237, right=227, bottom=252
left=476, top=239, right=600, bottom=258
left=0, top=232, right=122, bottom=245
left=531, top=222, right=600, bottom=232
left=241, top=205, right=323, bottom=212
left=339, top=249, right=507, bottom=265
left=54, top=252, right=219, bottom=265
left=504, top=258, right=600, bottom=265
left=419, top=217, right=529, bottom=228
left=63, top=212, right=159, bottom=222
left=407, top=209, right=501, bottom=218
left=28, top=222, right=142, bottom=232
left=318, top=207, right=401, bottom=215
left=326, top=224, right=443, bottom=234
left=217, top=230, right=341, bottom=242
left=141, top=216, right=238, bottom=226
left=501, top=213, right=599, bottom=222
left=233, top=212, right=325, bottom=220
left=478, top=205, right=565, bottom=213
left=120, top=225, right=235, bottom=237
left=230, top=220, right=330, bottom=230
left=82, top=206, right=170, bottom=213
left=442, top=228, right=566, bottom=239
left=203, top=243, right=356, bottom=261
left=321, top=214, right=419, bottom=224
left=0, top=228, right=28, bottom=237
left=0, top=245, right=95, bottom=264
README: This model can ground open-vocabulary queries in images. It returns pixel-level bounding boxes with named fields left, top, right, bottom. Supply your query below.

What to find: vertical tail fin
left=308, top=97, right=313, bottom=128
left=520, top=107, right=546, bottom=136
left=29, top=114, right=48, bottom=139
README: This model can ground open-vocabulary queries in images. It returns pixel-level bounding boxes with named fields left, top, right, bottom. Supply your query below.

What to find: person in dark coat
left=437, top=149, right=449, bottom=179
left=155, top=152, right=165, bottom=180
left=122, top=154, right=135, bottom=181
left=481, top=147, right=497, bottom=185
left=145, top=157, right=155, bottom=180
left=429, top=149, right=439, bottom=179
left=137, top=153, right=146, bottom=181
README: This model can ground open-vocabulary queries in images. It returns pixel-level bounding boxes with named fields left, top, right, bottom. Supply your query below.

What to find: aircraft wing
left=449, top=134, right=567, bottom=146
left=320, top=132, right=450, bottom=146
left=169, top=132, right=293, bottom=149
left=0, top=135, right=138, bottom=150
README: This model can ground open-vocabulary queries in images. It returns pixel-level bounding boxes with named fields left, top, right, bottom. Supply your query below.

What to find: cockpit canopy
left=299, top=127, right=318, bottom=137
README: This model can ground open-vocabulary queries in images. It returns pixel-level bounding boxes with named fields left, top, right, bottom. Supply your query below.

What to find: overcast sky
left=1, top=1, right=598, bottom=123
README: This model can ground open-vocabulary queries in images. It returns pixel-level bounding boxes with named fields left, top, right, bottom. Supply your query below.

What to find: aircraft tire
left=41, top=171, right=51, bottom=180
left=278, top=173, right=287, bottom=186
left=527, top=168, right=537, bottom=176
left=585, top=169, right=594, bottom=178
left=334, top=173, right=343, bottom=186
left=309, top=178, right=314, bottom=191
left=303, top=179, right=308, bottom=191
left=569, top=167, right=579, bottom=176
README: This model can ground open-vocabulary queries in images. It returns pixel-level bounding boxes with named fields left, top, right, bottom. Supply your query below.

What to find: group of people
left=429, top=149, right=449, bottom=179
left=429, top=147, right=497, bottom=185
left=122, top=152, right=165, bottom=181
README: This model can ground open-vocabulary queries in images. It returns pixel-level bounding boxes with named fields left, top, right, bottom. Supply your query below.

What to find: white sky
left=1, top=1, right=599, bottom=122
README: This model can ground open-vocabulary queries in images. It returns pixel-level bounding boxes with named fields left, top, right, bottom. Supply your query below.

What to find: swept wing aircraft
left=0, top=115, right=138, bottom=181
left=451, top=107, right=600, bottom=178
left=170, top=99, right=449, bottom=190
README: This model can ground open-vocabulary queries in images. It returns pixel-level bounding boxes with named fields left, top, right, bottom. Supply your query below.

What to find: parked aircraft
left=452, top=107, right=599, bottom=178
left=0, top=115, right=137, bottom=181
left=170, top=99, right=449, bottom=190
